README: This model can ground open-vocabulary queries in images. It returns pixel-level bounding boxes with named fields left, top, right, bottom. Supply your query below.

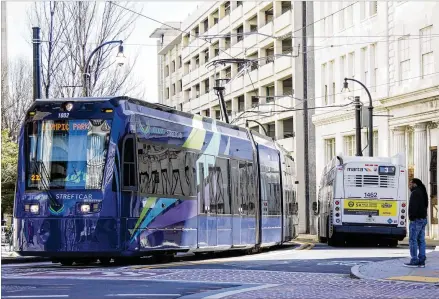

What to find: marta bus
left=12, top=96, right=299, bottom=265
left=313, top=154, right=407, bottom=247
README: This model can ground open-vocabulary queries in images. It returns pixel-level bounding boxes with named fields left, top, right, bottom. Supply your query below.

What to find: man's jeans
left=409, top=218, right=427, bottom=264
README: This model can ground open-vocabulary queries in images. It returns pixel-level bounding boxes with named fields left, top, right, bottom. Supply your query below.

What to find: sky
left=6, top=1, right=202, bottom=102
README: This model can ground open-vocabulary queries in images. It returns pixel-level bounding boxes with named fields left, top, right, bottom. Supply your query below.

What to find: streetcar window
left=122, top=136, right=137, bottom=189
left=25, top=119, right=112, bottom=190
left=137, top=142, right=197, bottom=197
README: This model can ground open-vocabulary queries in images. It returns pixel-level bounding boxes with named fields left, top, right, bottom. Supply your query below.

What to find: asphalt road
left=2, top=243, right=438, bottom=299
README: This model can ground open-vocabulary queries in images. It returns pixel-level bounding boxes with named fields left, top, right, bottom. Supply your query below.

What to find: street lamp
left=343, top=78, right=374, bottom=157
left=83, top=40, right=125, bottom=97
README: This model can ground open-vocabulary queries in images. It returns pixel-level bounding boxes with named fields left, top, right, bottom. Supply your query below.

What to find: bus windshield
left=25, top=119, right=112, bottom=190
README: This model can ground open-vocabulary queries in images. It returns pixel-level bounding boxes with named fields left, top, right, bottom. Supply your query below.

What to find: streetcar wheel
left=389, top=239, right=398, bottom=248
left=60, top=259, right=74, bottom=266
left=99, top=257, right=111, bottom=265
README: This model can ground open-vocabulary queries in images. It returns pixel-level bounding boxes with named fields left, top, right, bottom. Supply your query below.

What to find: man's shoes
left=418, top=260, right=426, bottom=267
left=403, top=261, right=420, bottom=267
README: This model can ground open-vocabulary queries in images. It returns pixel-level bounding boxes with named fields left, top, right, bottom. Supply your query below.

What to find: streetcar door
left=197, top=156, right=207, bottom=248
left=231, top=160, right=242, bottom=247
left=206, top=158, right=218, bottom=247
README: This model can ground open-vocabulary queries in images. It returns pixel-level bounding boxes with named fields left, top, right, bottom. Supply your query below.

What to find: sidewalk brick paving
left=351, top=251, right=439, bottom=284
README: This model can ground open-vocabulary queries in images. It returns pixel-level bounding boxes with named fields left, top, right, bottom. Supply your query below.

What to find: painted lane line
left=203, top=284, right=280, bottom=299
left=3, top=296, right=69, bottom=298
left=105, top=294, right=181, bottom=297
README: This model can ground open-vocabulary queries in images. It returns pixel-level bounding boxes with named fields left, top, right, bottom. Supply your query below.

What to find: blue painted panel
left=13, top=217, right=119, bottom=253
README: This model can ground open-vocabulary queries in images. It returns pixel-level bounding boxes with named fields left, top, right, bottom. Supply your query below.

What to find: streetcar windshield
left=25, top=119, right=112, bottom=190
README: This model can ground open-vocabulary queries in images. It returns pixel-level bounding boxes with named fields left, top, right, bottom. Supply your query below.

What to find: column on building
left=275, top=119, right=284, bottom=141
left=414, top=122, right=428, bottom=183
left=391, top=126, right=406, bottom=158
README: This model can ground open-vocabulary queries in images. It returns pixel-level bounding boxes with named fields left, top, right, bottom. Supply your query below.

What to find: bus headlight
left=80, top=204, right=91, bottom=213
left=401, top=209, right=405, bottom=213
left=30, top=204, right=39, bottom=214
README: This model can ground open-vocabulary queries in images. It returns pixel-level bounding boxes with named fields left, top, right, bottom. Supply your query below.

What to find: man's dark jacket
left=408, top=186, right=428, bottom=221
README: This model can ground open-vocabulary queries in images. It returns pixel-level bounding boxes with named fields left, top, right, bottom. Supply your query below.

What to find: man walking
left=404, top=178, right=428, bottom=267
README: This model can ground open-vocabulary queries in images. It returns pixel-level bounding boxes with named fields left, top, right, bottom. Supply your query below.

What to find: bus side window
left=122, top=136, right=137, bottom=190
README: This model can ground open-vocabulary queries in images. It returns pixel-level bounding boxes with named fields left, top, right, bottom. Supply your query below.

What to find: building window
left=320, top=2, right=326, bottom=35
left=236, top=25, right=244, bottom=42
left=339, top=55, right=346, bottom=101
left=178, top=80, right=182, bottom=93
left=203, top=48, right=209, bottom=63
left=283, top=118, right=294, bottom=138
left=370, top=44, right=377, bottom=91
left=204, top=79, right=210, bottom=94
left=329, top=60, right=335, bottom=104
left=322, top=63, right=327, bottom=105
left=344, top=135, right=355, bottom=156
left=347, top=3, right=353, bottom=27
left=225, top=35, right=231, bottom=49
left=339, top=3, right=345, bottom=31
left=165, top=65, right=169, bottom=77
left=398, top=35, right=410, bottom=82
left=360, top=1, right=366, bottom=20
left=224, top=1, right=230, bottom=17
left=266, top=123, right=275, bottom=139
left=178, top=56, right=182, bottom=69
left=172, top=84, right=176, bottom=96
left=165, top=87, right=170, bottom=99
left=171, top=60, right=175, bottom=73
left=373, top=131, right=378, bottom=156
left=370, top=1, right=378, bottom=16
left=264, top=6, right=274, bottom=24
left=348, top=52, right=355, bottom=78
left=282, top=37, right=293, bottom=54
left=281, top=1, right=292, bottom=14
left=195, top=84, right=200, bottom=98
left=325, top=138, right=336, bottom=163
left=420, top=25, right=434, bottom=78
left=238, top=95, right=244, bottom=112
left=203, top=18, right=209, bottom=33
left=361, top=47, right=368, bottom=88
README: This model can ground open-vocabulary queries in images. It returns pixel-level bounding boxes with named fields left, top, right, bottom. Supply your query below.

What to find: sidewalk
left=351, top=249, right=439, bottom=284
left=399, top=237, right=439, bottom=247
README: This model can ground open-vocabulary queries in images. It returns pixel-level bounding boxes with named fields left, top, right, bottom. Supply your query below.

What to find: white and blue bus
left=313, top=154, right=407, bottom=247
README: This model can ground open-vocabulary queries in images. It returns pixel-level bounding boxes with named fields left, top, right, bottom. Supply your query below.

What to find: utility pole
left=344, top=78, right=373, bottom=156
left=32, top=27, right=41, bottom=101
left=302, top=1, right=310, bottom=234
left=354, top=96, right=362, bottom=156
left=214, top=79, right=229, bottom=124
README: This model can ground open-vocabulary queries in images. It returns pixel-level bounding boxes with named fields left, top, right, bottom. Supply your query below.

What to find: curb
left=1, top=256, right=49, bottom=264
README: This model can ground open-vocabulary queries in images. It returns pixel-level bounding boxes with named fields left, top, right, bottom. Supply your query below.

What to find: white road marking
left=202, top=284, right=279, bottom=299
left=3, top=296, right=69, bottom=298
left=105, top=294, right=181, bottom=297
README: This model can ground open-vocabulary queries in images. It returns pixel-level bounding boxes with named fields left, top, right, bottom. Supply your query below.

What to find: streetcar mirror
left=312, top=202, right=317, bottom=211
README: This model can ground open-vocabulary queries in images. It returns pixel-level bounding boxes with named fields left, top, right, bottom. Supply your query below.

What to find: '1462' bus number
left=364, top=192, right=377, bottom=198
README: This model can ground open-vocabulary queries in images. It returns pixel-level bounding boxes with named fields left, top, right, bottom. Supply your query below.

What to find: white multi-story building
left=313, top=1, right=439, bottom=239
left=151, top=1, right=318, bottom=234
left=151, top=1, right=296, bottom=151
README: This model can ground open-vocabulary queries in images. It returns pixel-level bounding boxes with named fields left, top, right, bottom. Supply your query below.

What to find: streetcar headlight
left=80, top=204, right=91, bottom=213
left=401, top=209, right=405, bottom=214
left=30, top=204, right=39, bottom=214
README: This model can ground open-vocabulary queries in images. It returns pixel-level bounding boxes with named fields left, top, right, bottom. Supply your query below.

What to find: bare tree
left=28, top=1, right=144, bottom=99
left=1, top=58, right=33, bottom=141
